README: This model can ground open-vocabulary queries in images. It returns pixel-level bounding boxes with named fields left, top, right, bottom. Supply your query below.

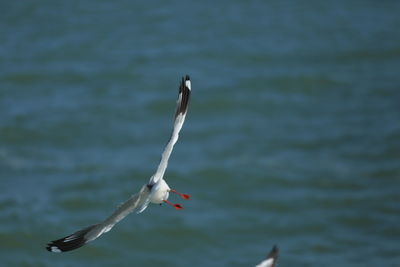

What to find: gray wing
left=149, top=75, right=191, bottom=185
left=46, top=185, right=150, bottom=252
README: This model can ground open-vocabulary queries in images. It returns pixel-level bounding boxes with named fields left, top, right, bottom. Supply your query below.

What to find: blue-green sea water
left=1, top=1, right=399, bottom=266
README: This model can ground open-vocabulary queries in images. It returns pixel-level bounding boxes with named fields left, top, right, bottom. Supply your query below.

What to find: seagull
left=46, top=75, right=192, bottom=253
left=255, top=245, right=279, bottom=267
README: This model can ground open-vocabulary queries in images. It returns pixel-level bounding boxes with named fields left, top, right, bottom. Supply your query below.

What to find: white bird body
left=46, top=75, right=191, bottom=252
left=148, top=178, right=170, bottom=204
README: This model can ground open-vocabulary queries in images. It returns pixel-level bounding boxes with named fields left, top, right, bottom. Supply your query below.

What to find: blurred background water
left=1, top=1, right=399, bottom=266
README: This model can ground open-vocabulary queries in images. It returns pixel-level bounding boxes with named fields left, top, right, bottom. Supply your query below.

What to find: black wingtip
left=46, top=224, right=98, bottom=253
left=267, top=245, right=279, bottom=265
left=46, top=237, right=87, bottom=253
left=268, top=245, right=279, bottom=257
left=175, top=75, right=191, bottom=118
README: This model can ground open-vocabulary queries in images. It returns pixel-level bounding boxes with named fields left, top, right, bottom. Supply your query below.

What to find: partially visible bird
left=255, top=245, right=279, bottom=267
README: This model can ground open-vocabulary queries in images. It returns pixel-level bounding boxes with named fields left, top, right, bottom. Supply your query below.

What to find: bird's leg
left=163, top=200, right=183, bottom=210
left=169, top=189, right=190, bottom=200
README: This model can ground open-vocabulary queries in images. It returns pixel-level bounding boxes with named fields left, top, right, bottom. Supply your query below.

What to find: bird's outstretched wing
left=149, top=75, right=191, bottom=185
left=255, top=245, right=279, bottom=267
left=46, top=185, right=150, bottom=252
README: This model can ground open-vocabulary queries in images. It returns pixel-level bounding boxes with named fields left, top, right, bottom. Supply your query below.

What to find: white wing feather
left=149, top=76, right=191, bottom=184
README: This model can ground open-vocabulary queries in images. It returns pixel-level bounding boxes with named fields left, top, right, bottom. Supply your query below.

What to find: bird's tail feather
left=46, top=223, right=102, bottom=252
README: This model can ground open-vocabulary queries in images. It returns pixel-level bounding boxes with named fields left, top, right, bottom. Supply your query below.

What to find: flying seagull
left=255, top=245, right=279, bottom=267
left=46, top=75, right=192, bottom=252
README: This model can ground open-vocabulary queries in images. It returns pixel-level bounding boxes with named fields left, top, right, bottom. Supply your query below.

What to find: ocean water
left=1, top=1, right=399, bottom=266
